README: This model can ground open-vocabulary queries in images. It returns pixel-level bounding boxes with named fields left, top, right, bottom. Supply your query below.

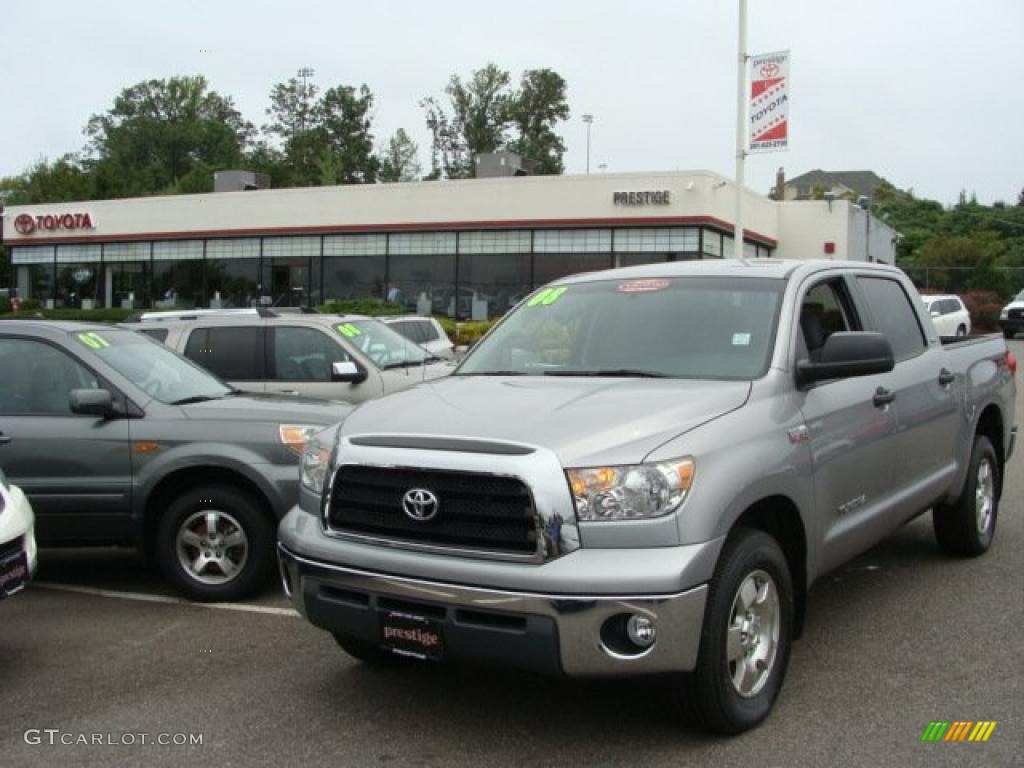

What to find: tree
left=0, top=156, right=94, bottom=205
left=84, top=76, right=253, bottom=197
left=263, top=76, right=379, bottom=186
left=1017, top=187, right=1024, bottom=207
left=379, top=129, right=421, bottom=182
left=318, top=85, right=379, bottom=184
left=506, top=69, right=569, bottom=175
left=422, top=63, right=512, bottom=179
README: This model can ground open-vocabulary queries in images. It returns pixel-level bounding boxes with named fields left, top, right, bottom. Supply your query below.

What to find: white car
left=0, top=469, right=37, bottom=600
left=922, top=294, right=971, bottom=337
left=379, top=315, right=456, bottom=360
left=998, top=289, right=1024, bottom=339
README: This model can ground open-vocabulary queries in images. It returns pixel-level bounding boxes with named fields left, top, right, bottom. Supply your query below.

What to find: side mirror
left=797, top=332, right=895, bottom=387
left=331, top=361, right=367, bottom=384
left=70, top=388, right=115, bottom=418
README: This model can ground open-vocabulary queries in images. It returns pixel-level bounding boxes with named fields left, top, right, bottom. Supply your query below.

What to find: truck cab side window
left=857, top=277, right=927, bottom=361
left=799, top=281, right=858, bottom=362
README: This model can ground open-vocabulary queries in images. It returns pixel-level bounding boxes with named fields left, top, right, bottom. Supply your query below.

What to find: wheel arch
left=142, top=466, right=274, bottom=559
left=728, top=495, right=809, bottom=640
left=974, top=403, right=1005, bottom=498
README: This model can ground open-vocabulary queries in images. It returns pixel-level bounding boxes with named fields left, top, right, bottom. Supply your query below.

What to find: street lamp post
left=582, top=114, right=594, bottom=174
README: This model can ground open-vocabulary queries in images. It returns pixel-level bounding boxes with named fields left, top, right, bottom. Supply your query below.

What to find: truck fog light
left=626, top=614, right=656, bottom=647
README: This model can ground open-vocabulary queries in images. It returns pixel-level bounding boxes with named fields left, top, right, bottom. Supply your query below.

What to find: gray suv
left=0, top=321, right=351, bottom=600
left=125, top=310, right=453, bottom=402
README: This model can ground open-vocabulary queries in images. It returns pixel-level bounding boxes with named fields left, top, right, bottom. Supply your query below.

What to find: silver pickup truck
left=278, top=259, right=1017, bottom=734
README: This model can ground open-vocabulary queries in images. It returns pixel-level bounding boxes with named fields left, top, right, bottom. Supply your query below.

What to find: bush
left=961, top=291, right=1003, bottom=332
left=316, top=299, right=404, bottom=317
left=0, top=298, right=9, bottom=314
left=0, top=307, right=149, bottom=323
left=441, top=320, right=496, bottom=346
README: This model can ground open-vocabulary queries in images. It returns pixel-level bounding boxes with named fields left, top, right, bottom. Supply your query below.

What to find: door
left=0, top=337, right=133, bottom=543
left=794, top=277, right=900, bottom=574
left=267, top=326, right=380, bottom=401
left=183, top=325, right=266, bottom=393
left=856, top=276, right=960, bottom=510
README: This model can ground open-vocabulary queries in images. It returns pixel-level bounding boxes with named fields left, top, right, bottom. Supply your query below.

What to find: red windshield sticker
left=617, top=279, right=670, bottom=294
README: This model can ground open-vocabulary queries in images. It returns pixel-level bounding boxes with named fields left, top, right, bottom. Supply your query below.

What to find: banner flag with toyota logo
left=749, top=50, right=790, bottom=153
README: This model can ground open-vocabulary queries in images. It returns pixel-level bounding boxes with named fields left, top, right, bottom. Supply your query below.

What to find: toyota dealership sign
left=13, top=212, right=95, bottom=235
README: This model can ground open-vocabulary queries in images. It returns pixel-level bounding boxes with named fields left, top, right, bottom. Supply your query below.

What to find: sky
left=2, top=0, right=1021, bottom=205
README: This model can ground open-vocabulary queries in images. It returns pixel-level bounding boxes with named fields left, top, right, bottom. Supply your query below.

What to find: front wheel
left=933, top=435, right=999, bottom=557
left=156, top=484, right=275, bottom=601
left=956, top=325, right=967, bottom=337
left=677, top=529, right=794, bottom=734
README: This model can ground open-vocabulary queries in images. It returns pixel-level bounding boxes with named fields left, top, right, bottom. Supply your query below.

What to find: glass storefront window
left=459, top=251, right=531, bottom=318
left=206, top=259, right=259, bottom=308
left=17, top=264, right=55, bottom=304
left=323, top=255, right=386, bottom=302
left=533, top=253, right=612, bottom=287
left=387, top=253, right=455, bottom=315
left=55, top=263, right=100, bottom=308
left=107, top=262, right=150, bottom=309
left=264, top=257, right=311, bottom=308
left=153, top=260, right=203, bottom=308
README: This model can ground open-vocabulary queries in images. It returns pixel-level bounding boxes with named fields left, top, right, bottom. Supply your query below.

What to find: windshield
left=457, top=276, right=784, bottom=380
left=1016, top=290, right=1024, bottom=302
left=71, top=329, right=233, bottom=404
left=334, top=319, right=432, bottom=369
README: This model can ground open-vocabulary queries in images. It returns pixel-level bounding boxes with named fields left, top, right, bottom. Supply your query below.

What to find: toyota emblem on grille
left=402, top=488, right=439, bottom=521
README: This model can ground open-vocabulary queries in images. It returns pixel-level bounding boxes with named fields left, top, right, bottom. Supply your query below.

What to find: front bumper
left=999, top=318, right=1024, bottom=335
left=279, top=543, right=709, bottom=677
left=0, top=484, right=38, bottom=599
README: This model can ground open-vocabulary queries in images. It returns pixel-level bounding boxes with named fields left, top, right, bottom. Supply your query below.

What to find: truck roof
left=552, top=258, right=902, bottom=285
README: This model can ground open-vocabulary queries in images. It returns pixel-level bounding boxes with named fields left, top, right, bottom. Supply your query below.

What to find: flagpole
left=735, top=0, right=750, bottom=264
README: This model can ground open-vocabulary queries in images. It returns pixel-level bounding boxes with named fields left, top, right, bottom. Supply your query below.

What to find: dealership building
left=1, top=170, right=896, bottom=318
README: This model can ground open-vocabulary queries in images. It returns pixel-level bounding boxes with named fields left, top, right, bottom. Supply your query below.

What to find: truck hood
left=180, top=392, right=352, bottom=425
left=340, top=376, right=751, bottom=467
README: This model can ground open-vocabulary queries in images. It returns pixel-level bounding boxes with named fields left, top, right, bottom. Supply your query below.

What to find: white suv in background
left=922, top=294, right=971, bottom=337
left=379, top=315, right=455, bottom=360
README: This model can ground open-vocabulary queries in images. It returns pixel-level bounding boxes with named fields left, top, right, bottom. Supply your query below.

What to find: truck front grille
left=326, top=466, right=538, bottom=555
left=1010, top=309, right=1023, bottom=320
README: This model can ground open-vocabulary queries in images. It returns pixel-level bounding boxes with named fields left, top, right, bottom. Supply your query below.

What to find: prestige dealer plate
left=380, top=611, right=444, bottom=660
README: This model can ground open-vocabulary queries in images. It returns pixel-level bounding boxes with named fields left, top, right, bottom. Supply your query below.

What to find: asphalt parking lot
left=3, top=341, right=1022, bottom=768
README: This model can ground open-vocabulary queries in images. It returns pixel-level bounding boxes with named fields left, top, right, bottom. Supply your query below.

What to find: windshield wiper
left=170, top=394, right=224, bottom=405
left=382, top=360, right=430, bottom=370
left=455, top=370, right=529, bottom=376
left=542, top=369, right=671, bottom=378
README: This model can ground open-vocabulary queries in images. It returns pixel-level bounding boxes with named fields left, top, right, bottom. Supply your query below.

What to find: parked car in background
left=999, top=289, right=1024, bottom=339
left=0, top=321, right=350, bottom=600
left=379, top=315, right=455, bottom=360
left=280, top=259, right=1016, bottom=735
left=922, top=294, right=971, bottom=337
left=0, top=468, right=36, bottom=601
left=123, top=309, right=454, bottom=402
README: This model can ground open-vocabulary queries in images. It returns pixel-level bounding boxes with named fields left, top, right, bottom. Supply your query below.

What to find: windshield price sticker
left=527, top=287, right=568, bottom=306
left=732, top=333, right=752, bottom=346
left=617, top=279, right=670, bottom=294
left=76, top=332, right=111, bottom=349
left=335, top=323, right=362, bottom=337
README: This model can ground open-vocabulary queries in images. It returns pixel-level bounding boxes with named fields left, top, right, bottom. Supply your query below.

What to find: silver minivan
left=123, top=310, right=453, bottom=403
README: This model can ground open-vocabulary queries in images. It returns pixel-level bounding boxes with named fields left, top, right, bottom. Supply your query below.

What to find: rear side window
left=420, top=321, right=442, bottom=342
left=856, top=277, right=927, bottom=360
left=389, top=320, right=427, bottom=344
left=184, top=326, right=265, bottom=380
left=138, top=328, right=168, bottom=343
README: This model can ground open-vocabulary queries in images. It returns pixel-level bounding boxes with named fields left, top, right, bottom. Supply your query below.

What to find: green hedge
left=0, top=307, right=146, bottom=323
left=437, top=318, right=497, bottom=346
left=316, top=299, right=404, bottom=316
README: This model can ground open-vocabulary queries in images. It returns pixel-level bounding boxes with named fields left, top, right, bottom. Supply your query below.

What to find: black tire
left=933, top=435, right=999, bottom=557
left=956, top=325, right=967, bottom=337
left=334, top=632, right=410, bottom=667
left=1004, top=329, right=1015, bottom=340
left=155, top=484, right=275, bottom=601
left=677, top=529, right=794, bottom=734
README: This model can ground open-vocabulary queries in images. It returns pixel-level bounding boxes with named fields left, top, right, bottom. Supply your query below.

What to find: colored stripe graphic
left=921, top=720, right=996, bottom=743
left=921, top=722, right=949, bottom=741
left=969, top=722, right=997, bottom=742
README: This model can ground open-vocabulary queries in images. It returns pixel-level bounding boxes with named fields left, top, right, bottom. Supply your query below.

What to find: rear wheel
left=156, top=484, right=275, bottom=601
left=334, top=632, right=410, bottom=667
left=933, top=435, right=999, bottom=556
left=677, top=529, right=793, bottom=734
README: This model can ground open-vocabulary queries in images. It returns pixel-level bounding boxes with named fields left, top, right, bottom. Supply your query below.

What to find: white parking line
left=31, top=582, right=300, bottom=617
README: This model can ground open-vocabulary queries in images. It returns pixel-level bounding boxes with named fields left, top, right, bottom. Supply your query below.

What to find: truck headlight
left=1001, top=308, right=1009, bottom=319
left=279, top=424, right=322, bottom=457
left=300, top=437, right=331, bottom=494
left=566, top=459, right=695, bottom=521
